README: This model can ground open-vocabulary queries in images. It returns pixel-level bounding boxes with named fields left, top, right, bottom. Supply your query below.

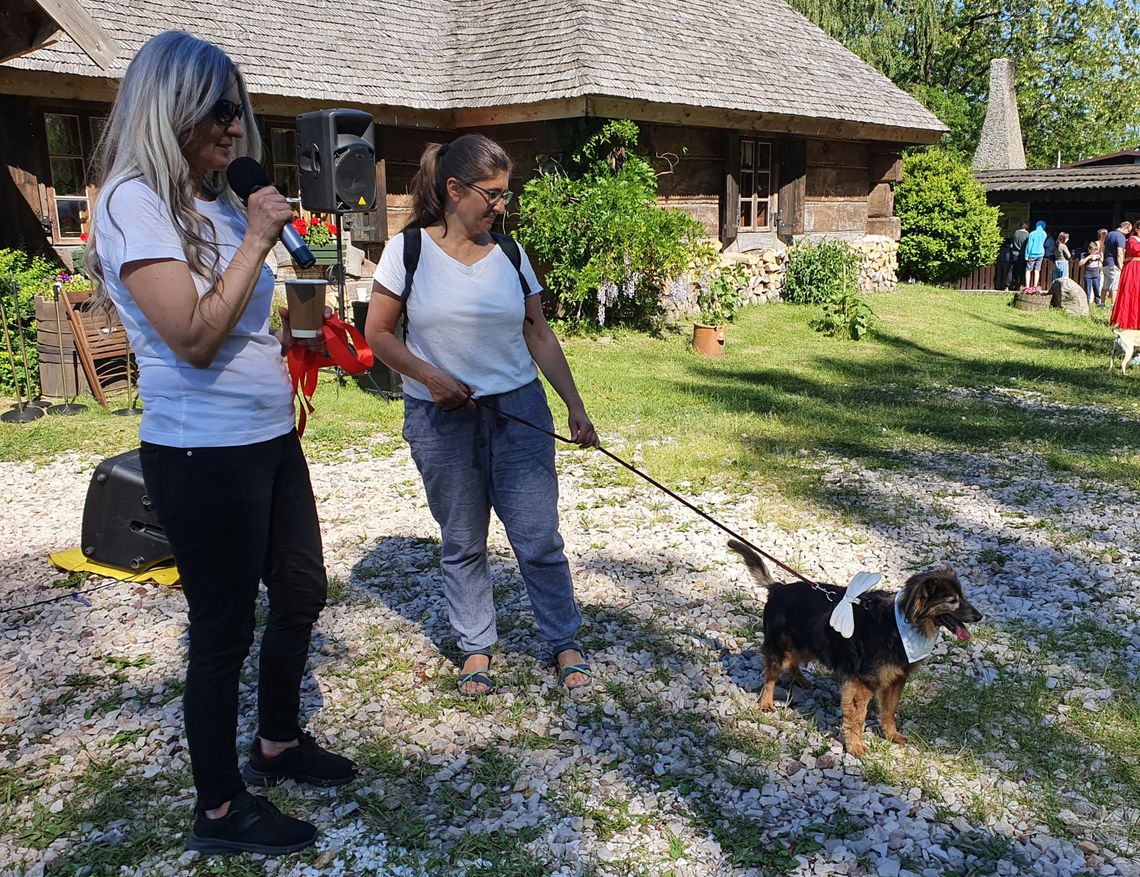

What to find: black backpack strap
left=401, top=227, right=421, bottom=301
left=490, top=231, right=532, bottom=297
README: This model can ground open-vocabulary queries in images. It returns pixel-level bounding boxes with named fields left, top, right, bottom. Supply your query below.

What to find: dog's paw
left=845, top=740, right=868, bottom=758
left=758, top=698, right=776, bottom=712
left=887, top=731, right=907, bottom=745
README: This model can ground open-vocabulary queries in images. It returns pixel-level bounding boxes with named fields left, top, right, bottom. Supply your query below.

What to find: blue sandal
left=457, top=649, right=494, bottom=699
left=554, top=650, right=593, bottom=692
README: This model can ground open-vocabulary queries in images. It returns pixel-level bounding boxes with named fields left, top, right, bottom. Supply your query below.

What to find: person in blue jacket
left=1025, top=220, right=1047, bottom=289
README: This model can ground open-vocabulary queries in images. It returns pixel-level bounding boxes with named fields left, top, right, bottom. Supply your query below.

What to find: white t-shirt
left=372, top=229, right=542, bottom=401
left=94, top=177, right=294, bottom=447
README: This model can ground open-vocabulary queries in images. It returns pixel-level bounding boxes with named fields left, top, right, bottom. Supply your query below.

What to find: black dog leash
left=472, top=398, right=833, bottom=597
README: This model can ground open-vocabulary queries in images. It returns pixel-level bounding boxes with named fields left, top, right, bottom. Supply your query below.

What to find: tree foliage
left=516, top=120, right=708, bottom=329
left=894, top=150, right=1002, bottom=283
left=787, top=0, right=1140, bottom=167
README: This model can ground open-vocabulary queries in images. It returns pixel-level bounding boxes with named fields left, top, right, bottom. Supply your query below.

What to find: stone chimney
left=973, top=59, right=1026, bottom=171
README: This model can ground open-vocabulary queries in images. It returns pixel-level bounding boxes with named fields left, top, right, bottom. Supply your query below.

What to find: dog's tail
left=727, top=539, right=776, bottom=588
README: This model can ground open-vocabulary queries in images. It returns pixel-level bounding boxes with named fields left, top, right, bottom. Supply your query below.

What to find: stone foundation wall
left=666, top=235, right=899, bottom=318
left=849, top=236, right=899, bottom=293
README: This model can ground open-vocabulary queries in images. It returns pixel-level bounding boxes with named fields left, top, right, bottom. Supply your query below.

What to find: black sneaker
left=186, top=790, right=317, bottom=855
left=242, top=731, right=357, bottom=788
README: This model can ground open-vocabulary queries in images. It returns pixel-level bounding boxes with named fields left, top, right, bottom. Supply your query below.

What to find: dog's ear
left=900, top=567, right=956, bottom=620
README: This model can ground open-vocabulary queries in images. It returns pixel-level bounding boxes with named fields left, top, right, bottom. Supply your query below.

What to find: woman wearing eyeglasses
left=365, top=134, right=598, bottom=699
left=87, top=31, right=353, bottom=855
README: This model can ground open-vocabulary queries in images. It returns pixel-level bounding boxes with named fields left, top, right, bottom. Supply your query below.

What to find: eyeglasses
left=463, top=180, right=514, bottom=207
left=211, top=97, right=244, bottom=127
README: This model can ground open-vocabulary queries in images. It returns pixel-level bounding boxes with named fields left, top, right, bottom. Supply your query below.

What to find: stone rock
left=1050, top=277, right=1089, bottom=316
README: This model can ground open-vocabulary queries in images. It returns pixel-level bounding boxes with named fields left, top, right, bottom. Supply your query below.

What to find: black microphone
left=226, top=157, right=316, bottom=268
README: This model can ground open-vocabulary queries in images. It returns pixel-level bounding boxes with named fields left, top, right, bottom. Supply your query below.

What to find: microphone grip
left=280, top=223, right=316, bottom=269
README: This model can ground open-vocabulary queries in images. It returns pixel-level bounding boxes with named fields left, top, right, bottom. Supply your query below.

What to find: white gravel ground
left=1, top=435, right=1138, bottom=877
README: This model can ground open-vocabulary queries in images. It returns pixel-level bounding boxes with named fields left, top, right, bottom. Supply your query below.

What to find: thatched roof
left=3, top=0, right=945, bottom=139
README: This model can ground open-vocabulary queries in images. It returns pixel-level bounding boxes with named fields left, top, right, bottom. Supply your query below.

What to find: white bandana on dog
left=894, top=589, right=938, bottom=663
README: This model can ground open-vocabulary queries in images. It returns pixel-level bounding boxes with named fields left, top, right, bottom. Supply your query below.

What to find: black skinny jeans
left=140, top=430, right=327, bottom=812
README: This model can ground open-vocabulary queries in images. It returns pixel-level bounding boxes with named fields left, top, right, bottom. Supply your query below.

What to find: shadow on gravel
left=345, top=534, right=1099, bottom=875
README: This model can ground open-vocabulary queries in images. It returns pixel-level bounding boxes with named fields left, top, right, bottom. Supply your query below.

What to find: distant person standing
left=1025, top=220, right=1047, bottom=289
left=1052, top=231, right=1071, bottom=282
left=996, top=235, right=1014, bottom=291
left=1110, top=222, right=1140, bottom=331
left=1010, top=222, right=1030, bottom=290
left=1104, top=220, right=1131, bottom=307
left=1080, top=240, right=1103, bottom=307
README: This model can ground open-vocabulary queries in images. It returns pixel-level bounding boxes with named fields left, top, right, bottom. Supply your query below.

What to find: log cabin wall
left=803, top=139, right=869, bottom=237
left=645, top=124, right=724, bottom=238
left=1, top=95, right=53, bottom=253
left=800, top=138, right=903, bottom=241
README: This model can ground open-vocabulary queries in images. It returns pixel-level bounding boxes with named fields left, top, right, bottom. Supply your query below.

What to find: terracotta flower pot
left=692, top=323, right=726, bottom=357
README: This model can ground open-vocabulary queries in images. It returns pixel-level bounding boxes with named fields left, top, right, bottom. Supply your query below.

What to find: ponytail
left=405, top=134, right=513, bottom=231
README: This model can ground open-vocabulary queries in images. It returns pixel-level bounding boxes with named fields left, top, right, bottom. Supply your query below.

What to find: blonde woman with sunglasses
left=88, top=31, right=353, bottom=855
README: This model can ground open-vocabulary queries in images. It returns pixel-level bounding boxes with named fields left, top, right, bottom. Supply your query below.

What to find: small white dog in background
left=1110, top=329, right=1140, bottom=375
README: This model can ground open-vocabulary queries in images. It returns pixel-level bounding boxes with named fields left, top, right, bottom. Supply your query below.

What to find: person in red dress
left=1110, top=223, right=1140, bottom=330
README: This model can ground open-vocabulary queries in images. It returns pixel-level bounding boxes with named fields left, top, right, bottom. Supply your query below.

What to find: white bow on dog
left=827, top=572, right=882, bottom=638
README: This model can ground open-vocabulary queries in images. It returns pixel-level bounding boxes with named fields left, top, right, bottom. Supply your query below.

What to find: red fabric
left=286, top=314, right=374, bottom=436
left=1110, top=237, right=1140, bottom=330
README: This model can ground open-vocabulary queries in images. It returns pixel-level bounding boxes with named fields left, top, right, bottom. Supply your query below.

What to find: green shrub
left=696, top=262, right=750, bottom=326
left=782, top=239, right=859, bottom=305
left=895, top=149, right=1001, bottom=284
left=812, top=289, right=875, bottom=340
left=517, top=120, right=708, bottom=329
left=0, top=249, right=68, bottom=396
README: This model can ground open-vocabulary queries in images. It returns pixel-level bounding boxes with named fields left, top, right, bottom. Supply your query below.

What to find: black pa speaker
left=81, top=449, right=172, bottom=572
left=297, top=109, right=377, bottom=213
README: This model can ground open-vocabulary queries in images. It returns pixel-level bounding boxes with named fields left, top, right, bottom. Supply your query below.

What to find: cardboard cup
left=284, top=279, right=327, bottom=338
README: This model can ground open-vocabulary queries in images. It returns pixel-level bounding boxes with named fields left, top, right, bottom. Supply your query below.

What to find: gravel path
left=1, top=437, right=1137, bottom=877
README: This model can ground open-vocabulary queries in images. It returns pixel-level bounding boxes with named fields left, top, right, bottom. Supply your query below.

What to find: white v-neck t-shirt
left=373, top=229, right=543, bottom=401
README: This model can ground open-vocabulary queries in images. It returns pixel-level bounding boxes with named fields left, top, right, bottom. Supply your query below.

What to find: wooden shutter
left=777, top=138, right=806, bottom=242
left=722, top=131, right=740, bottom=245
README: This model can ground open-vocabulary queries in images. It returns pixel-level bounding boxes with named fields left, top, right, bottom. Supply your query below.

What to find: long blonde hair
left=88, top=31, right=260, bottom=312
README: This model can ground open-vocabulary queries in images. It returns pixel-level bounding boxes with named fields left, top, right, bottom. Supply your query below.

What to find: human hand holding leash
left=426, top=368, right=474, bottom=411
left=567, top=406, right=599, bottom=448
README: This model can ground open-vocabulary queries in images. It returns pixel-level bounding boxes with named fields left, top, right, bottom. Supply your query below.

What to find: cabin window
left=44, top=112, right=103, bottom=241
left=739, top=139, right=772, bottom=231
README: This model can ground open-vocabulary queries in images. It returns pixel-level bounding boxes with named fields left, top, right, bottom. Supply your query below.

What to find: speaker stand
left=331, top=221, right=385, bottom=397
left=2, top=402, right=44, bottom=423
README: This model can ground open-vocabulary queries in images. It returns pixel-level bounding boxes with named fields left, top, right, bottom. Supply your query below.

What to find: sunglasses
left=463, top=180, right=514, bottom=207
left=211, top=97, right=244, bottom=126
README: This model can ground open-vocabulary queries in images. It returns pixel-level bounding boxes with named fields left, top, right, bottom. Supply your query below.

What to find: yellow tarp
left=49, top=548, right=181, bottom=587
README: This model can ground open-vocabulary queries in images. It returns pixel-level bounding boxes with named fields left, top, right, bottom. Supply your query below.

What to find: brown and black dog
left=728, top=540, right=982, bottom=757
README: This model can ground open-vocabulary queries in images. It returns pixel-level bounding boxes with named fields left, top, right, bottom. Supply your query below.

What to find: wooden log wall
left=804, top=139, right=869, bottom=235
left=0, top=95, right=51, bottom=252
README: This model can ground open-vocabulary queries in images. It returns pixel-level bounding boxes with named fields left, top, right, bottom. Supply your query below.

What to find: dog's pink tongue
left=954, top=624, right=971, bottom=642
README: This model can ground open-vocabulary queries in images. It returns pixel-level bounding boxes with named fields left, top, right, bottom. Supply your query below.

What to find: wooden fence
left=956, top=257, right=1090, bottom=291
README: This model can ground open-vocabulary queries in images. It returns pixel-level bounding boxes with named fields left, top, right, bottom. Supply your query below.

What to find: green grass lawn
left=553, top=286, right=1137, bottom=515
left=1, top=286, right=1132, bottom=507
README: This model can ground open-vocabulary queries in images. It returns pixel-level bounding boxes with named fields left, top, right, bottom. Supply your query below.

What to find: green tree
left=788, top=0, right=1140, bottom=167
left=895, top=150, right=1002, bottom=283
